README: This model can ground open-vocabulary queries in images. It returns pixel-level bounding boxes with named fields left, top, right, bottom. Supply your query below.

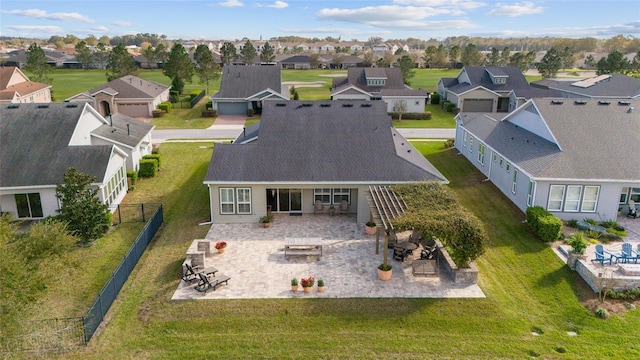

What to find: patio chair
left=182, top=263, right=218, bottom=283
left=195, top=272, right=231, bottom=294
left=591, top=244, right=613, bottom=265
left=337, top=200, right=349, bottom=216
left=393, top=247, right=408, bottom=262
left=408, top=232, right=422, bottom=246
left=621, top=243, right=639, bottom=264
left=314, top=200, right=324, bottom=215
left=628, top=199, right=638, bottom=218
left=421, top=240, right=438, bottom=260
left=603, top=247, right=625, bottom=264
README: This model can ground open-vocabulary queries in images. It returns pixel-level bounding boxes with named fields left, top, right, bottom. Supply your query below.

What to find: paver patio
left=172, top=214, right=485, bottom=300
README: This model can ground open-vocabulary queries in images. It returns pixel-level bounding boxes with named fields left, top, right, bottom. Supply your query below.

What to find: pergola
left=365, top=185, right=408, bottom=254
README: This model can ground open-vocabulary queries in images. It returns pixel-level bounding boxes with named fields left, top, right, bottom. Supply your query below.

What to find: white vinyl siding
left=581, top=186, right=600, bottom=212
left=548, top=185, right=565, bottom=211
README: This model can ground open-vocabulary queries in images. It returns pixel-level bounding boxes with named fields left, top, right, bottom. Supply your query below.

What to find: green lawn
left=45, top=142, right=640, bottom=359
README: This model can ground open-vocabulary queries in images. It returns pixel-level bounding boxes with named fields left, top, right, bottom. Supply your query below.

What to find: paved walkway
left=172, top=214, right=485, bottom=300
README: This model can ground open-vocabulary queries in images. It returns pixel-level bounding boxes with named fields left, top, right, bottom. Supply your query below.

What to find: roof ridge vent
left=551, top=100, right=564, bottom=105
left=301, top=103, right=312, bottom=107
left=65, top=103, right=78, bottom=108
left=320, top=103, right=331, bottom=107
left=597, top=100, right=610, bottom=105
left=342, top=103, right=353, bottom=107
left=275, top=103, right=286, bottom=107
left=574, top=100, right=587, bottom=105
left=618, top=101, right=631, bottom=106
left=361, top=103, right=372, bottom=107
left=37, top=104, right=49, bottom=108
left=7, top=104, right=19, bottom=109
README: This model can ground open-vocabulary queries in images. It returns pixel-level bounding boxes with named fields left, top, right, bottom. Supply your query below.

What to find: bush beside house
left=526, top=206, right=562, bottom=242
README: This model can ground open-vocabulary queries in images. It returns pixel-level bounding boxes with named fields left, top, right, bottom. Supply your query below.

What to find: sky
left=1, top=0, right=639, bottom=41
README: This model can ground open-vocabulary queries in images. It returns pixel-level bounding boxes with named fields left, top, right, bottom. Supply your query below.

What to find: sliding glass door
left=266, top=188, right=302, bottom=213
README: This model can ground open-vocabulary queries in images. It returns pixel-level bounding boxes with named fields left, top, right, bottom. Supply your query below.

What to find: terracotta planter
left=291, top=285, right=299, bottom=292
left=263, top=222, right=271, bottom=228
left=303, top=286, right=312, bottom=293
left=365, top=225, right=377, bottom=235
left=377, top=268, right=392, bottom=281
left=217, top=247, right=226, bottom=254
left=317, top=286, right=325, bottom=293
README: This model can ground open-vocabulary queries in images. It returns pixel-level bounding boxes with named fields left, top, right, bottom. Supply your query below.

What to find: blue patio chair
left=591, top=244, right=613, bottom=265
left=621, top=243, right=639, bottom=264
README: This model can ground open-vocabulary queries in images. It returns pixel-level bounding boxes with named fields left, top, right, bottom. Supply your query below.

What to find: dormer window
left=493, top=77, right=507, bottom=85
left=367, top=78, right=386, bottom=87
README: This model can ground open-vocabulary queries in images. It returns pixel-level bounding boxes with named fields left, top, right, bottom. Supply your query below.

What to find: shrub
left=126, top=170, right=138, bottom=186
left=608, top=287, right=640, bottom=300
left=169, top=93, right=180, bottom=103
left=567, top=232, right=587, bottom=254
left=158, top=102, right=171, bottom=113
left=446, top=102, right=455, bottom=112
left=152, top=109, right=165, bottom=118
left=190, top=90, right=203, bottom=100
left=205, top=101, right=213, bottom=110
left=443, top=138, right=455, bottom=148
left=525, top=206, right=561, bottom=242
left=566, top=219, right=578, bottom=228
left=430, top=92, right=440, bottom=105
left=600, top=220, right=617, bottom=228
left=594, top=308, right=609, bottom=319
left=583, top=218, right=597, bottom=225
left=143, top=154, right=162, bottom=169
left=389, top=112, right=432, bottom=120
left=584, top=229, right=602, bottom=240
left=138, top=159, right=158, bottom=178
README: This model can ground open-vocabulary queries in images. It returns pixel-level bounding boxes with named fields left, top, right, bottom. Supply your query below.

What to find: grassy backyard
left=40, top=141, right=640, bottom=359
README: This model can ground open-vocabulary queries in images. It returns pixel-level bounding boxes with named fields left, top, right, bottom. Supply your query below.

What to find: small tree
left=24, top=42, right=53, bottom=83
left=240, top=40, right=257, bottom=65
left=56, top=168, right=111, bottom=245
left=397, top=55, right=416, bottom=85
left=537, top=48, right=562, bottom=78
left=106, top=43, right=138, bottom=81
left=260, top=41, right=275, bottom=63
left=220, top=41, right=237, bottom=65
left=75, top=40, right=94, bottom=69
left=194, top=44, right=220, bottom=94
left=163, top=43, right=195, bottom=93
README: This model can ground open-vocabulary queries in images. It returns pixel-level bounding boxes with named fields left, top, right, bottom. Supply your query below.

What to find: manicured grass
left=48, top=142, right=640, bottom=359
left=392, top=104, right=456, bottom=128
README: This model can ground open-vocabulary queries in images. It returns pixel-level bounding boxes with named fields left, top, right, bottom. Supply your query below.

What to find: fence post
left=141, top=203, right=145, bottom=222
left=117, top=204, right=122, bottom=225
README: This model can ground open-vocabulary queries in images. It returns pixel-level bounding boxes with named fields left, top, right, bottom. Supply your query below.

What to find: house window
left=468, top=136, right=473, bottom=153
left=564, top=185, right=582, bottom=212
left=493, top=152, right=497, bottom=162
left=548, top=185, right=565, bottom=211
left=620, top=187, right=629, bottom=204
left=505, top=162, right=511, bottom=173
left=332, top=188, right=351, bottom=204
left=478, top=143, right=486, bottom=165
left=104, top=164, right=127, bottom=206
left=15, top=193, right=43, bottom=218
left=511, top=169, right=519, bottom=194
left=581, top=186, right=600, bottom=212
left=463, top=131, right=467, bottom=147
left=415, top=100, right=420, bottom=106
left=630, top=188, right=640, bottom=202
left=219, top=188, right=235, bottom=214
left=527, top=180, right=535, bottom=206
left=499, top=157, right=504, bottom=167
left=236, top=188, right=252, bottom=214
left=314, top=188, right=332, bottom=204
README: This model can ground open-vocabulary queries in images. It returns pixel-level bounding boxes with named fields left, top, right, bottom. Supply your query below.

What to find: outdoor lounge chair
left=628, top=199, right=638, bottom=219
left=314, top=200, right=324, bottom=215
left=182, top=263, right=218, bottom=283
left=621, top=243, right=639, bottom=264
left=195, top=272, right=231, bottom=294
left=591, top=244, right=613, bottom=265
left=337, top=200, right=349, bottom=216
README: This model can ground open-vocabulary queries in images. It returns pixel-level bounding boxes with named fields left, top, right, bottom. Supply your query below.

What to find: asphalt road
left=152, top=127, right=455, bottom=144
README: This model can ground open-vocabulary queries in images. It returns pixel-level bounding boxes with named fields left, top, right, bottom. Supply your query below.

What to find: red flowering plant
left=300, top=276, right=315, bottom=288
left=215, top=241, right=227, bottom=249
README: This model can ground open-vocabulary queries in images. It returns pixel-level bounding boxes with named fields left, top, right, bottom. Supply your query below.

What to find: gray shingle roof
left=331, top=67, right=427, bottom=97
left=212, top=65, right=282, bottom=99
left=461, top=99, right=640, bottom=180
left=531, top=73, right=640, bottom=98
left=205, top=100, right=446, bottom=183
left=91, top=112, right=154, bottom=148
left=86, top=75, right=169, bottom=99
left=445, top=66, right=532, bottom=95
left=1, top=103, right=113, bottom=188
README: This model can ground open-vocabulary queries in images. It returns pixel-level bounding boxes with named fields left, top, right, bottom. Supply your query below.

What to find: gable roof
left=445, top=66, right=532, bottom=95
left=205, top=100, right=446, bottom=184
left=531, top=73, right=640, bottom=99
left=212, top=65, right=282, bottom=99
left=91, top=112, right=154, bottom=148
left=0, top=103, right=114, bottom=188
left=74, top=75, right=169, bottom=100
left=331, top=67, right=427, bottom=97
left=460, top=99, right=640, bottom=180
left=0, top=66, right=51, bottom=101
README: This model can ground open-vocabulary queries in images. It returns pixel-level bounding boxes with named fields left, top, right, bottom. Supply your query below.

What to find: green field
left=32, top=141, right=639, bottom=359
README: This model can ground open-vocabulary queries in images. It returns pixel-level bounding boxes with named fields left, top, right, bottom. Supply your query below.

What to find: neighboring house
left=279, top=55, right=313, bottom=69
left=203, top=100, right=447, bottom=224
left=0, top=66, right=52, bottom=104
left=531, top=73, right=640, bottom=99
left=331, top=67, right=429, bottom=113
left=210, top=65, right=288, bottom=115
left=0, top=103, right=136, bottom=219
left=454, top=98, right=640, bottom=222
left=438, top=66, right=557, bottom=113
left=66, top=75, right=170, bottom=118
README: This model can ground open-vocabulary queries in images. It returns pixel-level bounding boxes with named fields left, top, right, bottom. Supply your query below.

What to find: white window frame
left=527, top=180, right=535, bottom=206
left=499, top=157, right=504, bottom=167
left=564, top=185, right=582, bottom=212
left=478, top=143, right=486, bottom=165
left=468, top=136, right=473, bottom=153
left=581, top=186, right=600, bottom=212
left=505, top=162, right=511, bottom=173
left=630, top=187, right=640, bottom=202
left=219, top=188, right=235, bottom=214
left=493, top=152, right=497, bottom=163
left=547, top=185, right=565, bottom=211
left=511, top=169, right=518, bottom=194
left=332, top=188, right=351, bottom=205
left=314, top=188, right=332, bottom=204
left=236, top=188, right=252, bottom=214
left=463, top=131, right=467, bottom=148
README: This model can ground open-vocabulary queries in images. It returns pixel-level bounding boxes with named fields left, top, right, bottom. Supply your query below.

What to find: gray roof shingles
left=92, top=112, right=154, bottom=148
left=212, top=65, right=282, bottom=99
left=1, top=103, right=112, bottom=188
left=205, top=100, right=446, bottom=183
left=531, top=73, right=640, bottom=98
left=446, top=66, right=534, bottom=95
left=86, top=75, right=169, bottom=99
left=332, top=67, right=427, bottom=97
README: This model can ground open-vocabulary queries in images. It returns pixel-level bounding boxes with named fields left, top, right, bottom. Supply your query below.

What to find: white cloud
left=4, top=25, right=64, bottom=33
left=219, top=0, right=243, bottom=7
left=486, top=1, right=543, bottom=17
left=90, top=26, right=109, bottom=33
left=2, top=8, right=94, bottom=23
left=112, top=20, right=132, bottom=27
left=394, top=0, right=486, bottom=10
left=267, top=1, right=288, bottom=8
left=317, top=5, right=456, bottom=23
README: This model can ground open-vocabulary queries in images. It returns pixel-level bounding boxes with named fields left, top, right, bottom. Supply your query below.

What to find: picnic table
left=284, top=237, right=323, bottom=260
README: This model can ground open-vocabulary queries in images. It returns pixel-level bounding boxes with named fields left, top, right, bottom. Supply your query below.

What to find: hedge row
left=526, top=206, right=562, bottom=242
left=389, top=112, right=432, bottom=120
left=138, top=159, right=158, bottom=178
left=157, top=102, right=172, bottom=113
left=142, top=154, right=162, bottom=168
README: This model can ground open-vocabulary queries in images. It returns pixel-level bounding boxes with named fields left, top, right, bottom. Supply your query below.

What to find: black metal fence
left=16, top=203, right=163, bottom=353
left=190, top=90, right=206, bottom=108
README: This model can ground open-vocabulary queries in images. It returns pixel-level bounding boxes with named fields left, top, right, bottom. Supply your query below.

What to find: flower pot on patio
left=303, top=286, right=312, bottom=293
left=365, top=221, right=377, bottom=235
left=218, top=248, right=225, bottom=254
left=377, top=265, right=392, bottom=281
left=291, top=285, right=298, bottom=292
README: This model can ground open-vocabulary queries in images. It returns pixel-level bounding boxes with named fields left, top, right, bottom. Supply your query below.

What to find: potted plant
left=365, top=214, right=377, bottom=235
left=291, top=278, right=299, bottom=292
left=377, top=263, right=393, bottom=281
left=259, top=214, right=274, bottom=228
left=300, top=276, right=315, bottom=293
left=317, top=279, right=325, bottom=292
left=567, top=232, right=588, bottom=270
left=214, top=241, right=227, bottom=254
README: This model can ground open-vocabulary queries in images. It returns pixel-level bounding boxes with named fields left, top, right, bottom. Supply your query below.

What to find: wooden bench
left=284, top=237, right=323, bottom=260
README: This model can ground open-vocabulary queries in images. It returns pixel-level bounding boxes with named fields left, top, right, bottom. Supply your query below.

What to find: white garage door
left=119, top=103, right=149, bottom=117
left=218, top=102, right=247, bottom=115
left=462, top=99, right=493, bottom=112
